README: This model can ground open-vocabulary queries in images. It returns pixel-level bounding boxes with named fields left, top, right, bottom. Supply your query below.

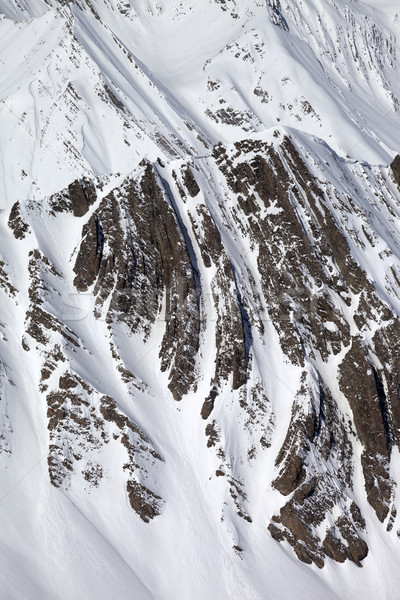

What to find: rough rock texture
left=211, top=135, right=400, bottom=566
left=7, top=131, right=400, bottom=565
left=8, top=202, right=30, bottom=239
left=73, top=164, right=200, bottom=400
left=50, top=178, right=97, bottom=217
left=390, top=155, right=400, bottom=189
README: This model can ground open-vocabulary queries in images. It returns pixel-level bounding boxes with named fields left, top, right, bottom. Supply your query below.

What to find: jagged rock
left=3, top=1, right=400, bottom=596
left=339, top=337, right=393, bottom=521
left=126, top=480, right=162, bottom=523
left=74, top=164, right=200, bottom=400
left=50, top=178, right=97, bottom=217
left=8, top=128, right=400, bottom=572
left=390, top=155, right=400, bottom=188
left=73, top=214, right=103, bottom=291
left=273, top=454, right=306, bottom=496
left=8, top=202, right=30, bottom=239
left=201, top=387, right=218, bottom=420
left=181, top=165, right=200, bottom=197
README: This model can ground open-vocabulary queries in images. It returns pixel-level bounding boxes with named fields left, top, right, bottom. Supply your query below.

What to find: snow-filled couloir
left=1, top=1, right=400, bottom=599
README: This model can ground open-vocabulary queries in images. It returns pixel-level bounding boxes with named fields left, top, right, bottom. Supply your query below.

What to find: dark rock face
left=46, top=382, right=163, bottom=520
left=69, top=138, right=400, bottom=555
left=339, top=338, right=393, bottom=522
left=212, top=136, right=400, bottom=566
left=24, top=249, right=78, bottom=350
left=126, top=480, right=162, bottom=523
left=72, top=161, right=249, bottom=405
left=13, top=191, right=165, bottom=520
left=8, top=202, right=30, bottom=239
left=213, top=138, right=354, bottom=367
left=73, top=163, right=200, bottom=400
left=269, top=381, right=365, bottom=568
left=182, top=165, right=200, bottom=198
left=8, top=131, right=400, bottom=561
left=390, top=154, right=400, bottom=188
left=186, top=197, right=248, bottom=402
left=201, top=387, right=218, bottom=420
left=49, top=178, right=97, bottom=217
left=73, top=215, right=102, bottom=291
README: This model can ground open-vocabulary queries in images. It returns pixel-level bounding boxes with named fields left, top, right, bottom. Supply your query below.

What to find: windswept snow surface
left=1, top=0, right=400, bottom=208
left=1, top=1, right=400, bottom=599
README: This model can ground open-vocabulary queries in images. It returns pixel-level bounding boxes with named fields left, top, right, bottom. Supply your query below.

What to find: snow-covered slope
left=1, top=0, right=400, bottom=207
left=1, top=1, right=400, bottom=599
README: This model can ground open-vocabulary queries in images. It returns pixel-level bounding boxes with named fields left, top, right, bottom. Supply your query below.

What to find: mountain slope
left=1, top=1, right=400, bottom=599
left=1, top=0, right=400, bottom=207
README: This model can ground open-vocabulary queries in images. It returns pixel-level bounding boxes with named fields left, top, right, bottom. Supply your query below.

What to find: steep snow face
left=1, top=0, right=400, bottom=208
left=2, top=1, right=400, bottom=600
left=4, top=133, right=400, bottom=600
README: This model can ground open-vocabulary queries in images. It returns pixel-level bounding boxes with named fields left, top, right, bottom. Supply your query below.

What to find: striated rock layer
left=2, top=0, right=400, bottom=598
left=5, top=129, right=400, bottom=573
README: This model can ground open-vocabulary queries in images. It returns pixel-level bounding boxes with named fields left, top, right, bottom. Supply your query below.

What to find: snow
left=1, top=0, right=400, bottom=599
left=1, top=0, right=400, bottom=208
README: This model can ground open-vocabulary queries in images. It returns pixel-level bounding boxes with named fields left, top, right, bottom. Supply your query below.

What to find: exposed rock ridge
left=73, top=164, right=201, bottom=400
left=7, top=132, right=400, bottom=565
left=210, top=135, right=400, bottom=566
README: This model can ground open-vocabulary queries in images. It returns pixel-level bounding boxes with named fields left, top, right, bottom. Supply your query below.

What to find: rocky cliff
left=1, top=1, right=400, bottom=599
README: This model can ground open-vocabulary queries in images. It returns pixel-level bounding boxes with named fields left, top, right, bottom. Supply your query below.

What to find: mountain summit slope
left=1, top=1, right=400, bottom=599
left=1, top=0, right=400, bottom=205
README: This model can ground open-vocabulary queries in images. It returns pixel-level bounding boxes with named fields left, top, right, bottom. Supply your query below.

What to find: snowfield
left=1, top=1, right=400, bottom=599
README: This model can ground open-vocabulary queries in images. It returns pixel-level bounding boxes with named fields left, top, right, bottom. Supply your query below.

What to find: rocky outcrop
left=24, top=249, right=79, bottom=350
left=390, top=155, right=400, bottom=189
left=73, top=164, right=200, bottom=400
left=49, top=178, right=97, bottom=217
left=188, top=200, right=248, bottom=407
left=8, top=202, right=30, bottom=239
left=8, top=130, right=400, bottom=566
left=212, top=135, right=400, bottom=565
left=213, top=138, right=354, bottom=368
left=47, top=380, right=163, bottom=520
left=269, top=379, right=367, bottom=567
left=339, top=338, right=393, bottom=522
